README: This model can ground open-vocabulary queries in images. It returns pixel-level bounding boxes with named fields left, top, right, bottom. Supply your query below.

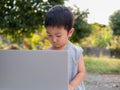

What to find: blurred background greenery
left=0, top=0, right=120, bottom=74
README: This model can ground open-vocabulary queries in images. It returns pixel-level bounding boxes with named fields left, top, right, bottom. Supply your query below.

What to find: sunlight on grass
left=84, top=56, right=120, bottom=74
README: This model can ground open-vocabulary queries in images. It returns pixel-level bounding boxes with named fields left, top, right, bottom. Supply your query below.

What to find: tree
left=90, top=23, right=112, bottom=57
left=90, top=23, right=112, bottom=47
left=109, top=10, right=120, bottom=36
left=0, top=0, right=64, bottom=43
left=70, top=7, right=91, bottom=43
left=109, top=10, right=120, bottom=48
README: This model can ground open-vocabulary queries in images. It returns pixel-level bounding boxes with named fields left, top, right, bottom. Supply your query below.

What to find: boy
left=44, top=5, right=86, bottom=90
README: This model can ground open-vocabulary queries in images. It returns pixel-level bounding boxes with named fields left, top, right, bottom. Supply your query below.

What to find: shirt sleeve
left=74, top=46, right=83, bottom=64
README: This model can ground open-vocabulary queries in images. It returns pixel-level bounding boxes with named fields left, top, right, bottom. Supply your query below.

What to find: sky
left=65, top=0, right=120, bottom=25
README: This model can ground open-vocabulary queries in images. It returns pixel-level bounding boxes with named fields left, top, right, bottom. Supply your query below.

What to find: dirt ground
left=85, top=73, right=120, bottom=90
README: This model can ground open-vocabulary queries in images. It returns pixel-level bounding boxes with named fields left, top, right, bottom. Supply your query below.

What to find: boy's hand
left=69, top=85, right=74, bottom=90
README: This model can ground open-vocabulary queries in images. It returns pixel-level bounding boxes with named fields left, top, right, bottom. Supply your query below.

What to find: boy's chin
left=52, top=45, right=63, bottom=50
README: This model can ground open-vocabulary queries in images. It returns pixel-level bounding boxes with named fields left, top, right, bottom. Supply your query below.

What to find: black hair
left=44, top=5, right=74, bottom=32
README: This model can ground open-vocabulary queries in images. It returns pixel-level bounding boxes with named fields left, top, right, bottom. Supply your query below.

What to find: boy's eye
left=56, top=35, right=62, bottom=37
left=47, top=34, right=52, bottom=37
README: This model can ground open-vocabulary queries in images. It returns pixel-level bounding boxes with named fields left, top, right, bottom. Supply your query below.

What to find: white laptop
left=0, top=50, right=68, bottom=90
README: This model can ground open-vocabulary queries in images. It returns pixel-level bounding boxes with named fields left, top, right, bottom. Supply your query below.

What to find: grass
left=84, top=56, right=120, bottom=74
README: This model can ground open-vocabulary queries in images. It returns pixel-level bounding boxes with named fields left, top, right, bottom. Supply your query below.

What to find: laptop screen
left=0, top=50, right=68, bottom=90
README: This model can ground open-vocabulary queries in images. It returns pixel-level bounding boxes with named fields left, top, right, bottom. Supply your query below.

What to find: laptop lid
left=0, top=50, right=68, bottom=90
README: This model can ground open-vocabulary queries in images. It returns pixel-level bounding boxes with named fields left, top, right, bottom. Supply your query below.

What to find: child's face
left=46, top=26, right=73, bottom=49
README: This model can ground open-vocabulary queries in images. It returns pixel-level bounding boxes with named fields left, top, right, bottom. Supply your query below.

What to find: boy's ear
left=68, top=28, right=74, bottom=37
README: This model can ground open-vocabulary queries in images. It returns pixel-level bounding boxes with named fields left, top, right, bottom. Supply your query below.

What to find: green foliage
left=0, top=0, right=64, bottom=43
left=25, top=28, right=51, bottom=50
left=109, top=9, right=120, bottom=36
left=70, top=8, right=91, bottom=43
left=80, top=23, right=112, bottom=48
left=1, top=28, right=51, bottom=50
left=90, top=23, right=112, bottom=48
left=0, top=38, right=7, bottom=49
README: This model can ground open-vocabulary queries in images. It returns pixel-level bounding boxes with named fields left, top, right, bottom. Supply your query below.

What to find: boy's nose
left=52, top=37, right=57, bottom=43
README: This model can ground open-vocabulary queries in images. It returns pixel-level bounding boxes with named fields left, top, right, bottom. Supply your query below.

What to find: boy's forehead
left=46, top=26, right=67, bottom=33
left=46, top=26, right=66, bottom=32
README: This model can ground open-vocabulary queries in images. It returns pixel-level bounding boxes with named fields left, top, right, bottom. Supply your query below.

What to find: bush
left=110, top=48, right=120, bottom=58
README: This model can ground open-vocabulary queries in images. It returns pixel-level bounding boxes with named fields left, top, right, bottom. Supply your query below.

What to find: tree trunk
left=99, top=47, right=103, bottom=57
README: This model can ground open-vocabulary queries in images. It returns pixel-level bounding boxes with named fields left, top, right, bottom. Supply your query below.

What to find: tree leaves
left=0, top=0, right=64, bottom=43
left=70, top=8, right=91, bottom=42
left=109, top=10, right=120, bottom=36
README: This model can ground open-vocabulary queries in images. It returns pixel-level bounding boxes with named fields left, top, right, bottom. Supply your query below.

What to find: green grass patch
left=84, top=56, right=120, bottom=74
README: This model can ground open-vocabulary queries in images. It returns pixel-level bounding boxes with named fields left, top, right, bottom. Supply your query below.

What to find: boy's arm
left=69, top=55, right=86, bottom=90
